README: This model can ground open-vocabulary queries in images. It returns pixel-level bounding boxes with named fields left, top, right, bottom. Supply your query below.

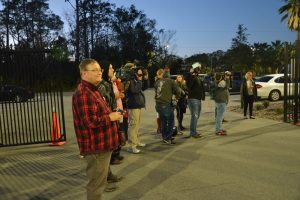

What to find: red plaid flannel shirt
left=72, top=80, right=119, bottom=155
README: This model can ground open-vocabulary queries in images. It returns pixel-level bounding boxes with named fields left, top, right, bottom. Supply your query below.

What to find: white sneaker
left=137, top=143, right=146, bottom=147
left=128, top=147, right=141, bottom=154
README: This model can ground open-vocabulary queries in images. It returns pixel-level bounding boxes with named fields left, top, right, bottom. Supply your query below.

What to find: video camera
left=115, top=62, right=148, bottom=82
left=215, top=72, right=225, bottom=81
left=115, top=62, right=136, bottom=81
left=214, top=71, right=231, bottom=83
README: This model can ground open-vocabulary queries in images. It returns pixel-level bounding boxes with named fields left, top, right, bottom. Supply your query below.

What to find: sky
left=1, top=0, right=296, bottom=57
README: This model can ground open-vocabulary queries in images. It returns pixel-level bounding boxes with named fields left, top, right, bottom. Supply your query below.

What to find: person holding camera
left=186, top=62, right=205, bottom=138
left=213, top=71, right=231, bottom=136
left=126, top=67, right=149, bottom=153
left=211, top=71, right=231, bottom=123
left=154, top=68, right=181, bottom=144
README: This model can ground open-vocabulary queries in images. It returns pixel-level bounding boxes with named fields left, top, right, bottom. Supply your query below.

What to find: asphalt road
left=0, top=89, right=299, bottom=200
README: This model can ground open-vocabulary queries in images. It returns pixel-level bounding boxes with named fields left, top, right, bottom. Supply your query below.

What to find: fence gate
left=0, top=49, right=66, bottom=147
left=283, top=45, right=300, bottom=124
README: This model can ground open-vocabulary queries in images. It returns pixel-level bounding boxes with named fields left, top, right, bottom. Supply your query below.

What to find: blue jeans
left=188, top=99, right=201, bottom=136
left=215, top=102, right=226, bottom=133
left=156, top=104, right=174, bottom=140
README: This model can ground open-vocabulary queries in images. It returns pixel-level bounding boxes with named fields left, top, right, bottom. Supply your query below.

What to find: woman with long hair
left=175, top=74, right=188, bottom=130
left=240, top=71, right=257, bottom=119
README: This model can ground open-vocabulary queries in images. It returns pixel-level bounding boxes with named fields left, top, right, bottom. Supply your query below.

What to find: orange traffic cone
left=49, top=111, right=65, bottom=146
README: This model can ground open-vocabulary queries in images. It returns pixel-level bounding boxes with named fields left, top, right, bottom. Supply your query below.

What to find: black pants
left=123, top=118, right=128, bottom=140
left=176, top=99, right=186, bottom=126
left=111, top=147, right=121, bottom=163
left=243, top=95, right=254, bottom=117
left=176, top=107, right=184, bottom=126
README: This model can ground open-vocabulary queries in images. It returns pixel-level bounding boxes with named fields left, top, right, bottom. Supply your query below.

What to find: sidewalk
left=0, top=90, right=300, bottom=200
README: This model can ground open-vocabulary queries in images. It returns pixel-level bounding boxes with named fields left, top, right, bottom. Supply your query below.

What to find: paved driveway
left=0, top=89, right=300, bottom=200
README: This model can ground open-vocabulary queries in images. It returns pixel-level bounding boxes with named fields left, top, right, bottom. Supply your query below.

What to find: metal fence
left=0, top=49, right=66, bottom=147
left=283, top=45, right=300, bottom=124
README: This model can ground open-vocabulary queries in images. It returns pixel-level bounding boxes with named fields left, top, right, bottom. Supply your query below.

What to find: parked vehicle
left=0, top=85, right=35, bottom=102
left=230, top=72, right=243, bottom=93
left=255, top=74, right=292, bottom=101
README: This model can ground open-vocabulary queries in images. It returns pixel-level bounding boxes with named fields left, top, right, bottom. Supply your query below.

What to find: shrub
left=275, top=108, right=284, bottom=115
left=255, top=104, right=263, bottom=110
left=262, top=101, right=270, bottom=108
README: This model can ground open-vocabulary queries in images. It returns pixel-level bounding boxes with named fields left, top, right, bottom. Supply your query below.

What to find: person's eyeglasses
left=137, top=74, right=143, bottom=77
left=85, top=69, right=103, bottom=73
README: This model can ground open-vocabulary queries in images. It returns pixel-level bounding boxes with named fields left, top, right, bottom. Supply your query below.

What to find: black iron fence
left=283, top=45, right=300, bottom=124
left=0, top=49, right=66, bottom=147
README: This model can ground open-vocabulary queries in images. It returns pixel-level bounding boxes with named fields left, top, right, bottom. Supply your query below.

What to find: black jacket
left=241, top=78, right=257, bottom=98
left=126, top=79, right=147, bottom=109
left=98, top=80, right=116, bottom=110
left=186, top=73, right=205, bottom=101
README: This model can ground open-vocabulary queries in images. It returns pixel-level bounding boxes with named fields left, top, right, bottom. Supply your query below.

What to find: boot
left=179, top=124, right=186, bottom=130
left=178, top=118, right=185, bottom=130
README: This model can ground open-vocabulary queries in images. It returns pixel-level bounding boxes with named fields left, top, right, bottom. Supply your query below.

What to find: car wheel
left=269, top=90, right=281, bottom=101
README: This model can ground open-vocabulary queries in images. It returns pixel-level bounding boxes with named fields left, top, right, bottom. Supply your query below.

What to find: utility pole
left=294, top=34, right=300, bottom=125
left=210, top=56, right=213, bottom=72
left=6, top=0, right=9, bottom=49
left=75, top=0, right=80, bottom=64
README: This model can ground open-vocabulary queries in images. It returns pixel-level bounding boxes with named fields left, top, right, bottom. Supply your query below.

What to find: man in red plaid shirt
left=72, top=58, right=122, bottom=200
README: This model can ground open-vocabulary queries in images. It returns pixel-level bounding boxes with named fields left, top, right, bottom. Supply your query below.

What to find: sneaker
left=244, top=116, right=248, bottom=119
left=105, top=184, right=118, bottom=192
left=179, top=125, right=186, bottom=130
left=128, top=147, right=141, bottom=154
left=163, top=139, right=175, bottom=145
left=110, top=159, right=122, bottom=165
left=250, top=116, right=255, bottom=119
left=191, top=134, right=202, bottom=138
left=163, top=139, right=170, bottom=144
left=137, top=143, right=146, bottom=147
left=216, top=130, right=227, bottom=136
left=107, top=174, right=124, bottom=183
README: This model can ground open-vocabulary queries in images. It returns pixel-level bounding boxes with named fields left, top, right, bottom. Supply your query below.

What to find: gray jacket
left=155, top=78, right=181, bottom=105
left=214, top=79, right=230, bottom=104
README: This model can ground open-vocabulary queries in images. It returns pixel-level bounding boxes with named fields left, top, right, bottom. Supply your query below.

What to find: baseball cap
left=192, top=62, right=201, bottom=69
left=225, top=71, right=231, bottom=76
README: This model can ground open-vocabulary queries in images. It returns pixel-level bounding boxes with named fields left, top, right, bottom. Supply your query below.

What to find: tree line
left=0, top=0, right=296, bottom=81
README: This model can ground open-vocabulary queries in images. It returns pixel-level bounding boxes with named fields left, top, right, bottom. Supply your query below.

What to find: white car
left=255, top=74, right=293, bottom=101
